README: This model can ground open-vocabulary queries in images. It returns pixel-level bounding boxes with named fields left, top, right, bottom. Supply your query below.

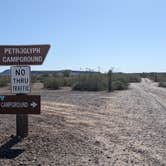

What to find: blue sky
left=0, top=0, right=166, bottom=73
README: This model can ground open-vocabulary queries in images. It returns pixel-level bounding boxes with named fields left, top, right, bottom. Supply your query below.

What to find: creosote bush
left=0, top=76, right=9, bottom=87
left=72, top=73, right=107, bottom=91
left=31, top=76, right=40, bottom=83
left=126, top=75, right=141, bottom=83
left=56, top=77, right=74, bottom=87
left=43, top=78, right=60, bottom=90
left=112, top=80, right=129, bottom=90
left=142, top=73, right=166, bottom=82
left=41, top=71, right=142, bottom=91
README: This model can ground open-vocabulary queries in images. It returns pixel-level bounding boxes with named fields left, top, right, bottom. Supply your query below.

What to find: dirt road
left=0, top=79, right=166, bottom=165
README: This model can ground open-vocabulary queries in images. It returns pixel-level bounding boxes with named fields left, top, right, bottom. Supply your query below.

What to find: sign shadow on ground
left=0, top=136, right=25, bottom=159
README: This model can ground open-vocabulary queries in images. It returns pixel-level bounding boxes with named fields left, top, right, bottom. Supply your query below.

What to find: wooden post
left=16, top=114, right=28, bottom=138
left=154, top=73, right=158, bottom=82
left=108, top=70, right=113, bottom=92
left=16, top=94, right=28, bottom=138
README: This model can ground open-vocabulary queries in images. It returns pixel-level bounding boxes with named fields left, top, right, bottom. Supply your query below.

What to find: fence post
left=154, top=73, right=158, bottom=82
left=108, top=70, right=113, bottom=92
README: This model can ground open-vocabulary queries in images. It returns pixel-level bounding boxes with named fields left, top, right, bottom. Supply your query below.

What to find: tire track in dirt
left=134, top=79, right=166, bottom=116
left=89, top=78, right=166, bottom=165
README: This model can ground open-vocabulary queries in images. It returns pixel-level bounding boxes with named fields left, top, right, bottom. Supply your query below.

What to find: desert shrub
left=113, top=73, right=141, bottom=83
left=43, top=78, right=60, bottom=90
left=154, top=74, right=166, bottom=82
left=110, top=73, right=129, bottom=90
left=72, top=73, right=107, bottom=91
left=158, top=82, right=166, bottom=88
left=63, top=77, right=71, bottom=86
left=39, top=75, right=49, bottom=83
left=0, top=76, right=9, bottom=87
left=73, top=72, right=131, bottom=92
left=112, top=80, right=129, bottom=90
left=126, top=75, right=141, bottom=83
left=39, top=74, right=75, bottom=87
left=143, top=72, right=166, bottom=82
left=31, top=76, right=40, bottom=83
left=56, top=77, right=74, bottom=87
left=112, top=74, right=127, bottom=83
left=41, top=70, right=133, bottom=91
left=62, top=70, right=71, bottom=77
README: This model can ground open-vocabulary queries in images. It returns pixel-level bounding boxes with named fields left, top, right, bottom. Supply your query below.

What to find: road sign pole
left=16, top=94, right=29, bottom=138
left=16, top=113, right=28, bottom=138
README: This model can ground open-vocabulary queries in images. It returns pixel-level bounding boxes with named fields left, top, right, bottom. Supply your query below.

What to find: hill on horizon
left=0, top=69, right=99, bottom=76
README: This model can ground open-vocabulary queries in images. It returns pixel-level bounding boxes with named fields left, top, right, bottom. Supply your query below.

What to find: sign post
left=0, top=44, right=50, bottom=138
left=16, top=114, right=28, bottom=138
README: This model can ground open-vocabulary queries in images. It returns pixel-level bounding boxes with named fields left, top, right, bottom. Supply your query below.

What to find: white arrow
left=30, top=102, right=37, bottom=108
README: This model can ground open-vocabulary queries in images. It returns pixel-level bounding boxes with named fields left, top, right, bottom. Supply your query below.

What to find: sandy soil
left=0, top=79, right=166, bottom=165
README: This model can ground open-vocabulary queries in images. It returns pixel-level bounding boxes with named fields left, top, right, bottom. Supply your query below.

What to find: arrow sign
left=0, top=95, right=40, bottom=114
left=30, top=102, right=37, bottom=108
left=0, top=44, right=50, bottom=65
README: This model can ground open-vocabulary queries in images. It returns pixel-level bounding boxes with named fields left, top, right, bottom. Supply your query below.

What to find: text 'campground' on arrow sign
left=0, top=95, right=40, bottom=114
left=0, top=44, right=50, bottom=65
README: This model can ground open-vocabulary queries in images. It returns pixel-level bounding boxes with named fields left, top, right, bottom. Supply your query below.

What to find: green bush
left=72, top=73, right=107, bottom=91
left=0, top=77, right=9, bottom=87
left=158, top=82, right=166, bottom=88
left=112, top=80, right=129, bottom=90
left=142, top=73, right=166, bottom=82
left=40, top=70, right=133, bottom=91
left=72, top=72, right=130, bottom=92
left=43, top=78, right=60, bottom=90
left=154, top=75, right=166, bottom=82
left=62, top=70, right=71, bottom=77
left=38, top=74, right=49, bottom=83
left=127, top=75, right=141, bottom=83
left=56, top=77, right=74, bottom=87
left=31, top=76, right=40, bottom=83
left=113, top=73, right=141, bottom=83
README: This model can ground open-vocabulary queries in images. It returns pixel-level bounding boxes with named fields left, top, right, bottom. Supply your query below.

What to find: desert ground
left=0, top=78, right=166, bottom=165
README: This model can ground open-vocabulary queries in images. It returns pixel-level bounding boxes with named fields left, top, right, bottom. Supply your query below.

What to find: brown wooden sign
left=0, top=95, right=40, bottom=114
left=0, top=44, right=50, bottom=65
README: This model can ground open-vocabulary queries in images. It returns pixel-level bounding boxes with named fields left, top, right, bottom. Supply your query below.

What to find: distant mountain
left=0, top=69, right=99, bottom=76
left=0, top=69, right=10, bottom=76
